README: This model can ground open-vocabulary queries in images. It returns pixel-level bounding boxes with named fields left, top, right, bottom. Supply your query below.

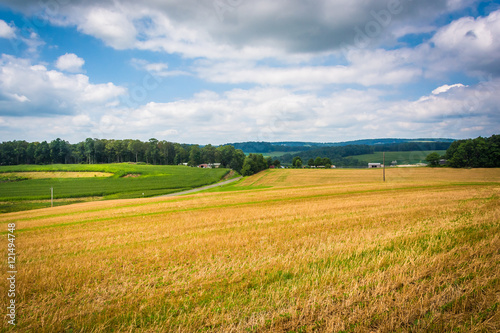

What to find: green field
left=0, top=164, right=229, bottom=213
left=261, top=151, right=302, bottom=158
left=349, top=150, right=447, bottom=165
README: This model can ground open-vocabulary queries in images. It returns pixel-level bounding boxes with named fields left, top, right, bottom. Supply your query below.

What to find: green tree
left=0, top=141, right=15, bottom=165
left=230, top=149, right=245, bottom=173
left=50, top=138, right=70, bottom=164
left=292, top=156, right=302, bottom=168
left=174, top=144, right=189, bottom=165
left=314, top=156, right=323, bottom=167
left=266, top=156, right=273, bottom=168
left=189, top=145, right=202, bottom=166
left=217, top=145, right=235, bottom=168
left=72, top=142, right=86, bottom=163
left=84, top=138, right=95, bottom=164
left=241, top=157, right=256, bottom=176
left=426, top=152, right=441, bottom=167
left=308, top=158, right=315, bottom=167
left=159, top=141, right=176, bottom=165
left=35, top=141, right=51, bottom=164
left=322, top=157, right=332, bottom=167
left=128, top=140, right=143, bottom=163
left=446, top=135, right=500, bottom=168
left=26, top=142, right=37, bottom=164
left=93, top=139, right=105, bottom=163
left=201, top=144, right=216, bottom=164
left=146, top=138, right=159, bottom=164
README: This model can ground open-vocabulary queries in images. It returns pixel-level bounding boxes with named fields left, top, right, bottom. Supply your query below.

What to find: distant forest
left=0, top=138, right=243, bottom=167
left=1, top=136, right=497, bottom=169
left=230, top=138, right=455, bottom=153
left=444, top=135, right=500, bottom=168
left=0, top=138, right=277, bottom=176
left=277, top=141, right=454, bottom=167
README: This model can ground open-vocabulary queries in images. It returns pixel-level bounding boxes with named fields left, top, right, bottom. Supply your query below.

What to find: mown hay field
left=1, top=168, right=499, bottom=332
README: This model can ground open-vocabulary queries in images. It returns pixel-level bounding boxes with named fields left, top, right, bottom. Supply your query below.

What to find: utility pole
left=383, top=152, right=386, bottom=182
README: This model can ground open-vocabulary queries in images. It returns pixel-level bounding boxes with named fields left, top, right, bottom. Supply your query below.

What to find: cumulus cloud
left=378, top=79, right=500, bottom=138
left=429, top=9, right=500, bottom=76
left=76, top=7, right=137, bottom=50
left=64, top=87, right=385, bottom=143
left=55, top=53, right=85, bottom=73
left=0, top=55, right=126, bottom=116
left=0, top=0, right=497, bottom=143
left=195, top=48, right=422, bottom=87
left=0, top=19, right=16, bottom=39
left=86, top=80, right=499, bottom=144
left=13, top=0, right=479, bottom=60
left=2, top=79, right=499, bottom=143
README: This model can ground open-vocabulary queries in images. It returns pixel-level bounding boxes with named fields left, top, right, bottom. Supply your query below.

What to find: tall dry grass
left=0, top=168, right=499, bottom=332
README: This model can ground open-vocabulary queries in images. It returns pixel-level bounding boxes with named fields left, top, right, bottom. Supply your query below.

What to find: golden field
left=1, top=168, right=499, bottom=332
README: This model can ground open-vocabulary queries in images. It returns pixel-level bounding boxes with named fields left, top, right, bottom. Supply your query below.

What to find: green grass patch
left=261, top=151, right=302, bottom=158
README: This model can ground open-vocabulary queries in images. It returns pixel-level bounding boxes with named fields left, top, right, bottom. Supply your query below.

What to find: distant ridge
left=227, top=138, right=455, bottom=153
left=273, top=138, right=455, bottom=147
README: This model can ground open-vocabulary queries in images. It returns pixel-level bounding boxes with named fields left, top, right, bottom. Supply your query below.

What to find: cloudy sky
left=0, top=0, right=499, bottom=144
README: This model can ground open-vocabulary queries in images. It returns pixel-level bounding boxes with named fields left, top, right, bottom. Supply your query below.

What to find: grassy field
left=0, top=168, right=499, bottom=332
left=347, top=150, right=447, bottom=165
left=261, top=151, right=302, bottom=158
left=0, top=164, right=229, bottom=213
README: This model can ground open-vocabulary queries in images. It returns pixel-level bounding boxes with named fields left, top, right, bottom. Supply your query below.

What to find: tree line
left=0, top=138, right=258, bottom=174
left=443, top=135, right=500, bottom=168
left=278, top=141, right=453, bottom=166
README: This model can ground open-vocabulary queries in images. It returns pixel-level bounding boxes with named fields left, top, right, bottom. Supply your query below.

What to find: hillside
left=2, top=168, right=499, bottom=332
left=277, top=141, right=453, bottom=166
left=229, top=138, right=455, bottom=154
left=348, top=150, right=448, bottom=165
left=0, top=163, right=229, bottom=213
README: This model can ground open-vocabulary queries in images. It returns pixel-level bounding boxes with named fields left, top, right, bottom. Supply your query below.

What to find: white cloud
left=377, top=79, right=500, bottom=138
left=2, top=79, right=499, bottom=143
left=0, top=55, right=126, bottom=117
left=22, top=31, right=45, bottom=55
left=77, top=7, right=137, bottom=50
left=55, top=53, right=85, bottom=73
left=0, top=19, right=16, bottom=39
left=432, top=83, right=466, bottom=95
left=31, top=0, right=477, bottom=61
left=0, top=0, right=498, bottom=144
left=429, top=9, right=500, bottom=76
left=72, top=87, right=387, bottom=144
left=97, top=81, right=498, bottom=144
left=11, top=93, right=30, bottom=102
left=195, top=48, right=421, bottom=87
left=130, top=58, right=191, bottom=77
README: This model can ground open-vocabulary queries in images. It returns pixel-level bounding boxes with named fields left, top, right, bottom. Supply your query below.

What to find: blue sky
left=0, top=0, right=499, bottom=144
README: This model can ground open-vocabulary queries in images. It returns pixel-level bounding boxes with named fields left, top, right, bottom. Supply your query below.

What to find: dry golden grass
left=1, top=168, right=499, bottom=332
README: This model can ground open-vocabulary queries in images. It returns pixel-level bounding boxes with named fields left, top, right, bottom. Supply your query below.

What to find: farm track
left=158, top=176, right=243, bottom=197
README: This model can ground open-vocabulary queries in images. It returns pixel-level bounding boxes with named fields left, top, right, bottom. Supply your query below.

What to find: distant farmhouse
left=368, top=163, right=382, bottom=168
left=198, top=163, right=221, bottom=169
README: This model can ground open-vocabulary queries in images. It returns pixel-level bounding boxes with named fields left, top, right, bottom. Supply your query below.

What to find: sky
left=0, top=0, right=499, bottom=145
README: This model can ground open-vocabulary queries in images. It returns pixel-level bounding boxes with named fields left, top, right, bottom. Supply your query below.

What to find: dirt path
left=158, top=177, right=242, bottom=197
